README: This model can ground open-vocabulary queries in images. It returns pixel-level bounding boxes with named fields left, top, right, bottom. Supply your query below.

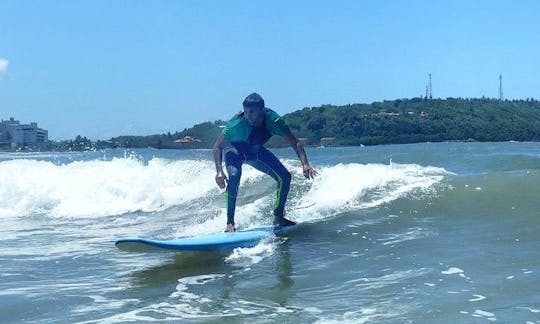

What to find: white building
left=0, top=117, right=48, bottom=148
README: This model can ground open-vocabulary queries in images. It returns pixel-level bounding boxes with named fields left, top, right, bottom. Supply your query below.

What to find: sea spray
left=0, top=158, right=217, bottom=218
left=292, top=162, right=449, bottom=222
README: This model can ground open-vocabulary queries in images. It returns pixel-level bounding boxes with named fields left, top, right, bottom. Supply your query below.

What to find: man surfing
left=213, top=93, right=317, bottom=232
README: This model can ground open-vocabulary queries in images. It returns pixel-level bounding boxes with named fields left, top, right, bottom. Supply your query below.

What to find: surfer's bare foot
left=225, top=224, right=236, bottom=232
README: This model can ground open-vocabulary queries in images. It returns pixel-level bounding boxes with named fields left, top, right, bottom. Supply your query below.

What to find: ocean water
left=0, top=142, right=539, bottom=323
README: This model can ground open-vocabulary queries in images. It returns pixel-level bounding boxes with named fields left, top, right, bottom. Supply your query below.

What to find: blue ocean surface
left=0, top=142, right=539, bottom=323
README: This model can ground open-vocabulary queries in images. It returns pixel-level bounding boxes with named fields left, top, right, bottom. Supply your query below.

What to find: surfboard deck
left=115, top=224, right=298, bottom=252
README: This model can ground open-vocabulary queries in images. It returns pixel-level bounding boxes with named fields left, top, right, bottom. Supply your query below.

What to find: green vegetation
left=97, top=97, right=538, bottom=149
left=105, top=121, right=224, bottom=149
left=282, top=97, right=540, bottom=146
left=6, top=98, right=540, bottom=151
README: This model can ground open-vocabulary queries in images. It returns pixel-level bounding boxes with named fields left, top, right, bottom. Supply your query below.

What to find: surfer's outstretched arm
left=283, top=131, right=317, bottom=179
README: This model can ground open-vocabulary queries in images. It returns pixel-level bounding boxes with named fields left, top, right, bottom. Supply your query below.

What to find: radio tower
left=499, top=74, right=503, bottom=101
left=428, top=73, right=433, bottom=99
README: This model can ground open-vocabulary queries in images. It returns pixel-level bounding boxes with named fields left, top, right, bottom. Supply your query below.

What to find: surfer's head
left=243, top=92, right=265, bottom=126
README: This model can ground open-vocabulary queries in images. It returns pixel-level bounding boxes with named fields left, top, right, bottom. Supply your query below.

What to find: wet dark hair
left=242, top=93, right=265, bottom=109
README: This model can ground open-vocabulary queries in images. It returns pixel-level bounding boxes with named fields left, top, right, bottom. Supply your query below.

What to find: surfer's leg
left=247, top=148, right=292, bottom=223
left=224, top=150, right=243, bottom=227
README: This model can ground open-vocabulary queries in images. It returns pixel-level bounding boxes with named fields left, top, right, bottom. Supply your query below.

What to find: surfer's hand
left=215, top=172, right=228, bottom=189
left=303, top=165, right=317, bottom=179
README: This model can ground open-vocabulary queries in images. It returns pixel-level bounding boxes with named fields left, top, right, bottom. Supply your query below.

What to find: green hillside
left=95, top=97, right=540, bottom=150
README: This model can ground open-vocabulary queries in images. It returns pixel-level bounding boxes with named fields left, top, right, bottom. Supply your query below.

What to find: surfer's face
left=244, top=106, right=264, bottom=126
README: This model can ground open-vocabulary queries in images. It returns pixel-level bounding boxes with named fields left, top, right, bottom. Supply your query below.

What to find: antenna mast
left=428, top=73, right=433, bottom=99
left=499, top=74, right=503, bottom=101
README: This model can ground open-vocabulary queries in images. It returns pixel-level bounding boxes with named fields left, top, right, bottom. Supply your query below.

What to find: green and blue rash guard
left=222, top=108, right=290, bottom=154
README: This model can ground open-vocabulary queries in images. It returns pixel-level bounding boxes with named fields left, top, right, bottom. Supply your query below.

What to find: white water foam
left=346, top=268, right=431, bottom=291
left=442, top=267, right=465, bottom=275
left=225, top=237, right=278, bottom=267
left=172, top=195, right=274, bottom=238
left=469, top=294, right=487, bottom=302
left=0, top=157, right=265, bottom=219
left=2, top=157, right=449, bottom=249
left=291, top=162, right=449, bottom=222
left=170, top=274, right=225, bottom=301
left=174, top=160, right=448, bottom=239
left=312, top=302, right=405, bottom=324
left=376, top=227, right=433, bottom=246
left=473, top=309, right=496, bottom=321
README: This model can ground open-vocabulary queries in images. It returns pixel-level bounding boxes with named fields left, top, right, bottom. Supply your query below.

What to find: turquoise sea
left=1, top=142, right=539, bottom=323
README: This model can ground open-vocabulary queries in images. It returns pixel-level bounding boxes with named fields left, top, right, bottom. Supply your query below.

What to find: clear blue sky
left=1, top=0, right=539, bottom=140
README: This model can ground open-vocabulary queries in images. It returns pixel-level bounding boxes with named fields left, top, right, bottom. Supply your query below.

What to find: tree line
left=23, top=97, right=540, bottom=151
left=280, top=97, right=540, bottom=146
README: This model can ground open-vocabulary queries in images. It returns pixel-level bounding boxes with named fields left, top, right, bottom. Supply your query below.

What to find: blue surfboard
left=115, top=224, right=297, bottom=252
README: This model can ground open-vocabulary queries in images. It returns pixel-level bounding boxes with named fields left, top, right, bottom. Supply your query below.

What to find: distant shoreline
left=1, top=139, right=538, bottom=154
left=2, top=97, right=539, bottom=152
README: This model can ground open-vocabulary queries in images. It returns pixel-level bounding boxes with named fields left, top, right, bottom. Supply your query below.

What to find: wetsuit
left=222, top=108, right=291, bottom=226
